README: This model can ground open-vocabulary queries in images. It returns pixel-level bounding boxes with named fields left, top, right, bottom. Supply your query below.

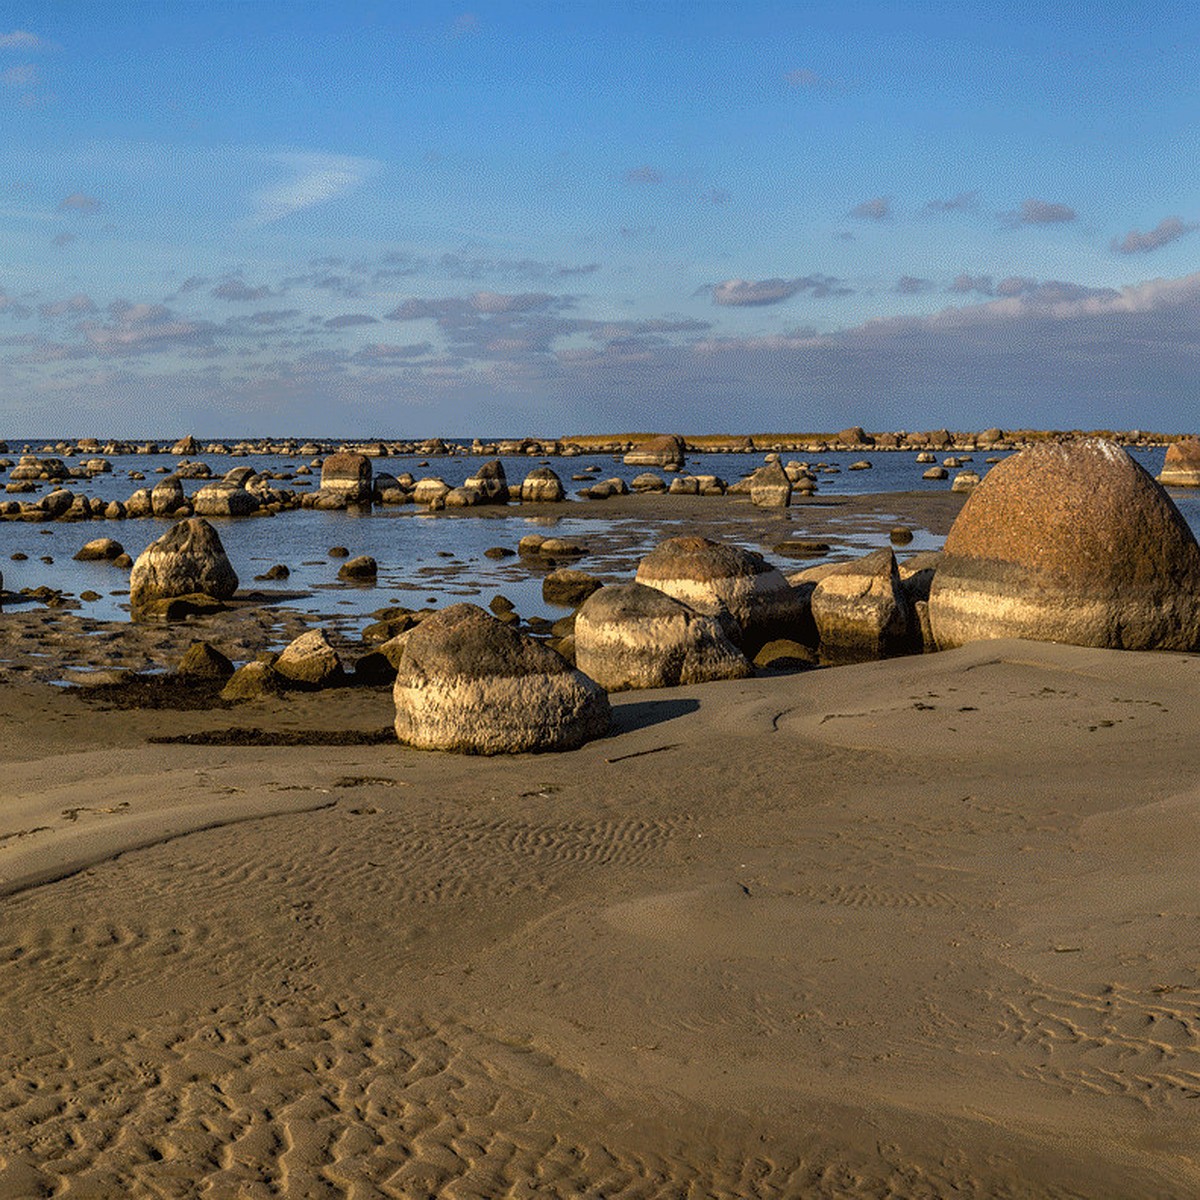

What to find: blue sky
left=1, top=1, right=1199, bottom=437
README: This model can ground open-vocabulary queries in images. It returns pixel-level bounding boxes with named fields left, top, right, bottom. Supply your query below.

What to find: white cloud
left=243, top=151, right=383, bottom=227
left=0, top=31, right=46, bottom=50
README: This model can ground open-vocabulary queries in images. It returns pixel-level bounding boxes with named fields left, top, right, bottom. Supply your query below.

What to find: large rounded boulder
left=575, top=583, right=751, bottom=691
left=129, top=518, right=239, bottom=611
left=635, top=536, right=804, bottom=652
left=928, top=438, right=1200, bottom=651
left=393, top=604, right=610, bottom=754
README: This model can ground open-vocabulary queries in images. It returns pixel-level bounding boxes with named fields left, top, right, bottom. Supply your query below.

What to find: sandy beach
left=4, top=632, right=1199, bottom=1197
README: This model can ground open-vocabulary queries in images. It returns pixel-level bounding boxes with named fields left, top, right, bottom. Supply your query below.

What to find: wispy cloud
left=244, top=151, right=383, bottom=227
left=2, top=63, right=35, bottom=87
left=895, top=276, right=933, bottom=294
left=58, top=192, right=102, bottom=214
left=1112, top=216, right=1197, bottom=254
left=711, top=276, right=851, bottom=306
left=0, top=31, right=47, bottom=50
left=1001, top=198, right=1076, bottom=226
left=924, top=190, right=979, bottom=214
left=211, top=276, right=274, bottom=302
left=850, top=196, right=890, bottom=220
left=624, top=165, right=662, bottom=185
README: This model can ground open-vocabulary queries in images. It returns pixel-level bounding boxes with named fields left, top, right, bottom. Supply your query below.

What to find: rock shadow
left=608, top=695, right=700, bottom=735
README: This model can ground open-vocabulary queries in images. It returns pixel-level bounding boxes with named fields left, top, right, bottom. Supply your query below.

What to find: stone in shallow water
left=128, top=518, right=238, bottom=612
left=635, top=535, right=805, bottom=654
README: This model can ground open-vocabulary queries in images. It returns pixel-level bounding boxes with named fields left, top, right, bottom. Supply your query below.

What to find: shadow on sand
left=607, top=695, right=700, bottom=737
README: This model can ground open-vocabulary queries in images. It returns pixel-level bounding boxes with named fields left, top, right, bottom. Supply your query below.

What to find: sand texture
left=2, top=639, right=1200, bottom=1197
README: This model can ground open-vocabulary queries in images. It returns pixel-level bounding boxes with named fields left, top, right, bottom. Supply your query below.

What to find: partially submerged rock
left=575, top=582, right=751, bottom=691
left=73, top=537, right=124, bottom=562
left=393, top=603, right=610, bottom=754
left=749, top=461, right=792, bottom=508
left=929, top=438, right=1200, bottom=651
left=624, top=434, right=685, bottom=469
left=1158, top=437, right=1200, bottom=487
left=128, top=518, right=238, bottom=612
left=320, top=452, right=373, bottom=504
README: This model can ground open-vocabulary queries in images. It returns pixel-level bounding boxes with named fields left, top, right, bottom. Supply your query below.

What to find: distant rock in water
left=393, top=603, right=610, bottom=754
left=929, top=438, right=1200, bottom=651
left=623, top=434, right=685, bottom=470
left=129, top=518, right=239, bottom=612
left=319, top=452, right=373, bottom=505
left=1158, top=437, right=1200, bottom=487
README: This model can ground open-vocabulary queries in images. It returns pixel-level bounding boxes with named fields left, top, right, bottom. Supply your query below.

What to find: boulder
left=337, top=555, right=378, bottom=581
left=928, top=438, right=1200, bottom=651
left=150, top=475, right=186, bottom=516
left=177, top=641, right=234, bottom=680
left=951, top=470, right=981, bottom=493
left=630, top=472, right=667, bottom=493
left=73, top=537, right=124, bottom=561
left=837, top=426, right=872, bottom=446
left=635, top=535, right=806, bottom=653
left=811, top=548, right=913, bottom=661
left=542, top=568, right=602, bottom=607
left=128, top=518, right=239, bottom=611
left=463, top=458, right=508, bottom=503
left=170, top=435, right=200, bottom=456
left=412, top=477, right=451, bottom=506
left=274, top=629, right=344, bottom=688
left=749, top=461, right=792, bottom=508
left=519, top=466, right=565, bottom=502
left=320, top=452, right=372, bottom=504
left=392, top=604, right=610, bottom=754
left=220, top=660, right=285, bottom=701
left=1158, top=437, right=1200, bottom=487
left=192, top=479, right=258, bottom=516
left=623, top=434, right=685, bottom=469
left=134, top=593, right=228, bottom=622
left=575, top=583, right=751, bottom=691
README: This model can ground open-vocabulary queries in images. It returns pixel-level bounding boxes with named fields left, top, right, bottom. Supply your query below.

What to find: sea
left=1, top=444, right=1192, bottom=632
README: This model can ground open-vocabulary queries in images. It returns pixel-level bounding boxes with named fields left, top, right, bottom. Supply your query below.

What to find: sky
left=1, top=0, right=1199, bottom=438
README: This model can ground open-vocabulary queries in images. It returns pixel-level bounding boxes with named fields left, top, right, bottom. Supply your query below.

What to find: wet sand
left=3, top=630, right=1200, bottom=1197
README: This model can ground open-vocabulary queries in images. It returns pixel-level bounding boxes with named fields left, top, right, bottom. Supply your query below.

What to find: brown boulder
left=623, top=434, right=686, bottom=469
left=320, top=452, right=373, bottom=504
left=811, top=548, right=913, bottom=661
left=929, top=438, right=1200, bottom=651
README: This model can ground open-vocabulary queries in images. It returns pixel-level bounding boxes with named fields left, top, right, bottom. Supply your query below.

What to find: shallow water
left=0, top=445, right=1176, bottom=629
